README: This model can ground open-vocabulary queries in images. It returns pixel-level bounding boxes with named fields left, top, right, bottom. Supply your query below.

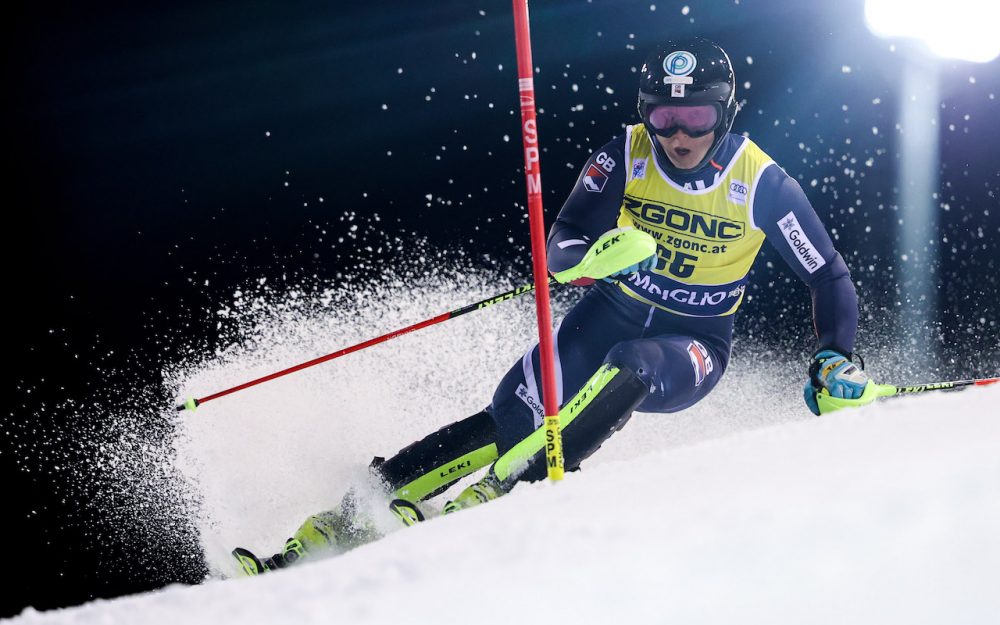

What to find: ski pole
left=176, top=279, right=550, bottom=412
left=175, top=228, right=657, bottom=412
left=815, top=376, right=998, bottom=414
left=876, top=377, right=997, bottom=397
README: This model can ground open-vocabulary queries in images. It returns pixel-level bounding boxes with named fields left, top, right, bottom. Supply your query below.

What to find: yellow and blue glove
left=803, top=349, right=870, bottom=415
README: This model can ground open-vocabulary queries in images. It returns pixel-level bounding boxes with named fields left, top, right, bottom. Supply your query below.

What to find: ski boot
left=442, top=471, right=507, bottom=515
left=232, top=490, right=382, bottom=576
left=291, top=500, right=382, bottom=555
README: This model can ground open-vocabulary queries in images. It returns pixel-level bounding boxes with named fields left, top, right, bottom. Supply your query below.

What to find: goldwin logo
left=778, top=211, right=826, bottom=274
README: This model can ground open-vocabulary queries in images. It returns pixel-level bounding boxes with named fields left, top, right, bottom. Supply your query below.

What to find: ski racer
left=233, top=37, right=873, bottom=575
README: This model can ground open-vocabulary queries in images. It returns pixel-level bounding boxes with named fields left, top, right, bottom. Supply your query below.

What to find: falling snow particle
left=746, top=56, right=753, bottom=65
left=681, top=5, right=690, bottom=15
left=264, top=131, right=271, bottom=137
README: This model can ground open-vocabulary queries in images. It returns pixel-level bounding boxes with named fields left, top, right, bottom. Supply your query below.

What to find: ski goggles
left=643, top=103, right=722, bottom=138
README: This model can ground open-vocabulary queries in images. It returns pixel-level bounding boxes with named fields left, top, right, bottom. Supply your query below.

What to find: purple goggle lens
left=646, top=104, right=720, bottom=138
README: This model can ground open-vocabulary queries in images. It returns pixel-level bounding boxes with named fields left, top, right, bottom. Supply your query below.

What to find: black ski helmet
left=637, top=37, right=738, bottom=174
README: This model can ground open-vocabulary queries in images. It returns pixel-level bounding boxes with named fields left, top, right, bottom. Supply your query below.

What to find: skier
left=233, top=37, right=873, bottom=575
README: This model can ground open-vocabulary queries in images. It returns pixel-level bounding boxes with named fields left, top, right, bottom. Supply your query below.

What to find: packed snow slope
left=12, top=383, right=999, bottom=625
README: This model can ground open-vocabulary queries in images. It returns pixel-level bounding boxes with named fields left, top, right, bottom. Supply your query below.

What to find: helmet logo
left=663, top=51, right=697, bottom=77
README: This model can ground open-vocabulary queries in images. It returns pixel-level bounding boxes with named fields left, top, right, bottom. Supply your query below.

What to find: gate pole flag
left=511, top=0, right=564, bottom=481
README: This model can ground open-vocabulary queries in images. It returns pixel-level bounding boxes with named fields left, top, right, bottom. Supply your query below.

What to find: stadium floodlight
left=864, top=0, right=1000, bottom=63
left=864, top=0, right=999, bottom=350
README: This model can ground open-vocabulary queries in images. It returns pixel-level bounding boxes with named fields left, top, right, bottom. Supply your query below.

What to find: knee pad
left=605, top=337, right=721, bottom=413
left=603, top=340, right=662, bottom=385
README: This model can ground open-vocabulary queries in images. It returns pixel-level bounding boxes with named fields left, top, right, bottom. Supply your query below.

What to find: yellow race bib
left=616, top=124, right=775, bottom=317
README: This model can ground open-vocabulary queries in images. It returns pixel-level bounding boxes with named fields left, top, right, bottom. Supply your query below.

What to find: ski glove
left=601, top=254, right=657, bottom=283
left=803, top=350, right=869, bottom=416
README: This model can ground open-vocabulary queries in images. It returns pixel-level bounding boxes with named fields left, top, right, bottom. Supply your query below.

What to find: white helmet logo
left=663, top=51, right=697, bottom=76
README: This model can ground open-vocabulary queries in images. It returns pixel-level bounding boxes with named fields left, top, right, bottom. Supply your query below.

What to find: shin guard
left=493, top=363, right=648, bottom=486
left=373, top=410, right=500, bottom=502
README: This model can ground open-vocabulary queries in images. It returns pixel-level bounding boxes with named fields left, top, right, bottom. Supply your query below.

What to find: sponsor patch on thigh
left=686, top=340, right=714, bottom=387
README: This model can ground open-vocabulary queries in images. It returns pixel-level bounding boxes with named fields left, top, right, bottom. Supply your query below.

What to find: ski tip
left=389, top=499, right=425, bottom=527
left=232, top=547, right=266, bottom=577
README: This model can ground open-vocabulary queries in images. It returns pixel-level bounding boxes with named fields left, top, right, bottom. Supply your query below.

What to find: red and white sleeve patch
left=687, top=340, right=715, bottom=387
left=582, top=164, right=609, bottom=192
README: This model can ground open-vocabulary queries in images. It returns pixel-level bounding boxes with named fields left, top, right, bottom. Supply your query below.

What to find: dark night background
left=3, top=0, right=998, bottom=617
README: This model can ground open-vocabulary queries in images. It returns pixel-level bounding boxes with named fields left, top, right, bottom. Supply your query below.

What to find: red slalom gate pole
left=511, top=0, right=564, bottom=481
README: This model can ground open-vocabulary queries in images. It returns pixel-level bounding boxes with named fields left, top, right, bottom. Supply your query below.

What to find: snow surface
left=11, top=384, right=999, bottom=625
